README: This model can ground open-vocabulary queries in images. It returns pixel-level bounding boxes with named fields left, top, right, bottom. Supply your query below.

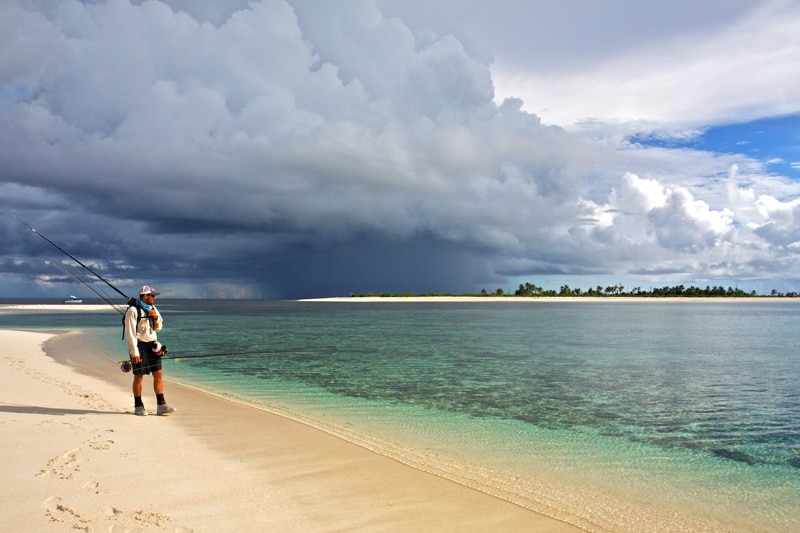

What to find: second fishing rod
left=15, top=215, right=134, bottom=309
left=115, top=348, right=318, bottom=373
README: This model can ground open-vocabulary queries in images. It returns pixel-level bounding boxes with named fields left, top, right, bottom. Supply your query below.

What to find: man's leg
left=152, top=370, right=175, bottom=415
left=133, top=374, right=146, bottom=415
left=133, top=374, right=143, bottom=397
left=152, top=369, right=164, bottom=395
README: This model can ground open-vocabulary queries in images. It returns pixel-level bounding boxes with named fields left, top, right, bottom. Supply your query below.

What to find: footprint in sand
left=37, top=447, right=80, bottom=478
left=43, top=496, right=88, bottom=525
left=106, top=513, right=193, bottom=533
left=88, top=439, right=115, bottom=450
left=44, top=495, right=61, bottom=509
left=44, top=497, right=65, bottom=523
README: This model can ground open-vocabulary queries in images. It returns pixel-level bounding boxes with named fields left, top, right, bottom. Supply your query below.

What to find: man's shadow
left=0, top=404, right=122, bottom=416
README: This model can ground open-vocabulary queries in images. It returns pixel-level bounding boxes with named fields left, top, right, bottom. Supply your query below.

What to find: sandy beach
left=0, top=328, right=583, bottom=532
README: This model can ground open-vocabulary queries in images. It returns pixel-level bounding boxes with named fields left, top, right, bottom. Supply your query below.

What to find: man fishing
left=125, top=285, right=176, bottom=416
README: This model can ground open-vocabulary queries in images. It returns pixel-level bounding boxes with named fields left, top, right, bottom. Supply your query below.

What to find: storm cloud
left=2, top=0, right=800, bottom=298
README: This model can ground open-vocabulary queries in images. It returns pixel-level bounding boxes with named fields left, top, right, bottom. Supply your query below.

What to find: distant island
left=351, top=283, right=799, bottom=299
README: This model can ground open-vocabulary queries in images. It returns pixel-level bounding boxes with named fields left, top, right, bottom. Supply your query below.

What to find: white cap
left=139, top=285, right=161, bottom=296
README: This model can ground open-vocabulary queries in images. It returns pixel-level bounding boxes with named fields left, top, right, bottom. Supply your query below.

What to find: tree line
left=495, top=283, right=798, bottom=298
left=352, top=284, right=798, bottom=298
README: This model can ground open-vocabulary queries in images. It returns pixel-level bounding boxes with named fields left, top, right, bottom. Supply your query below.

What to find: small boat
left=63, top=295, right=83, bottom=304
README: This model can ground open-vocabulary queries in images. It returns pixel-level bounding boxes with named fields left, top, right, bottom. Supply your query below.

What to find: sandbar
left=300, top=296, right=787, bottom=302
left=0, top=304, right=115, bottom=312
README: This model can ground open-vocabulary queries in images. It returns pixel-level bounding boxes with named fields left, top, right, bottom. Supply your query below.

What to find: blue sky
left=632, top=114, right=800, bottom=178
left=2, top=0, right=800, bottom=298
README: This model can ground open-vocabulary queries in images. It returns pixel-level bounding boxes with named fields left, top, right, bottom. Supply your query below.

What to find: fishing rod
left=15, top=215, right=132, bottom=303
left=48, top=261, right=127, bottom=314
left=116, top=349, right=317, bottom=372
left=17, top=216, right=316, bottom=373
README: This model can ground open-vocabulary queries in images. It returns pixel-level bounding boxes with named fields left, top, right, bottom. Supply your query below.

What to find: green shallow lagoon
left=5, top=299, right=799, bottom=531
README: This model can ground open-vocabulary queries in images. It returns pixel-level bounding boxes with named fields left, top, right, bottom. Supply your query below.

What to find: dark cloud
left=2, top=0, right=800, bottom=298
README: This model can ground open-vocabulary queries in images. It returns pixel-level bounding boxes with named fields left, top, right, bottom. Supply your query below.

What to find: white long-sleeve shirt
left=124, top=304, right=163, bottom=357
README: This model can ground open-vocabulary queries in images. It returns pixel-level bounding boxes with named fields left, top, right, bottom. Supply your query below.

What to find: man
left=124, top=285, right=176, bottom=416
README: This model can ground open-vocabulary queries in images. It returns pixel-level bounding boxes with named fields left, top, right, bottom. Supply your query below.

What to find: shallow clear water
left=4, top=299, right=799, bottom=531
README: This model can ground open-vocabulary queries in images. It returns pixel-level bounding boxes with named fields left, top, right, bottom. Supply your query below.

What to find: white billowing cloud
left=610, top=173, right=668, bottom=215
left=567, top=166, right=800, bottom=281
left=751, top=195, right=800, bottom=247
left=1, top=0, right=799, bottom=297
left=647, top=189, right=734, bottom=251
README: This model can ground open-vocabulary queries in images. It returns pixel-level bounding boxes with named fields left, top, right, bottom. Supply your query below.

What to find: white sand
left=0, top=329, right=582, bottom=532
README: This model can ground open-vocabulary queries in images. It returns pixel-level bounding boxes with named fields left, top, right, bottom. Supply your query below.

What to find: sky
left=2, top=0, right=800, bottom=299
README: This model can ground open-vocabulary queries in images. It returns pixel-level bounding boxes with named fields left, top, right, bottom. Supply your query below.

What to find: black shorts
left=132, top=341, right=162, bottom=375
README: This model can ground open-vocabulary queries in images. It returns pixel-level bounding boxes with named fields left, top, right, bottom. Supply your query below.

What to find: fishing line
left=48, top=261, right=126, bottom=314
left=65, top=262, right=124, bottom=310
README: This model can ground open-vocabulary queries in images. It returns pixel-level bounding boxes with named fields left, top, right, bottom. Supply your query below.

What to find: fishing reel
left=153, top=342, right=168, bottom=357
left=118, top=343, right=168, bottom=372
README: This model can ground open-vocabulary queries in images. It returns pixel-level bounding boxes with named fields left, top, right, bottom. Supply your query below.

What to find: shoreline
left=2, top=296, right=796, bottom=311
left=1, top=328, right=583, bottom=532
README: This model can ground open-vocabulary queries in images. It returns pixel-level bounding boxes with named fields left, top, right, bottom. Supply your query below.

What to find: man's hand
left=131, top=355, right=141, bottom=364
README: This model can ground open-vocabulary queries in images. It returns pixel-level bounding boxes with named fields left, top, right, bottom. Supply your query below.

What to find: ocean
left=3, top=299, right=799, bottom=532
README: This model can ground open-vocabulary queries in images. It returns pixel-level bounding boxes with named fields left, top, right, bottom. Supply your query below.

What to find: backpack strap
left=121, top=299, right=148, bottom=339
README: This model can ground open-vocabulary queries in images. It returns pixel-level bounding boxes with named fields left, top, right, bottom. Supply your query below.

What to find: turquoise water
left=3, top=299, right=799, bottom=532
